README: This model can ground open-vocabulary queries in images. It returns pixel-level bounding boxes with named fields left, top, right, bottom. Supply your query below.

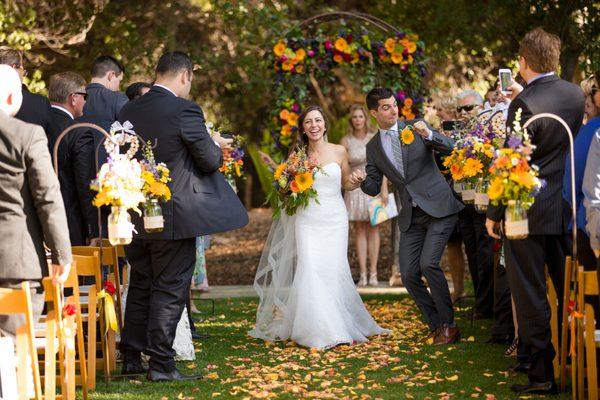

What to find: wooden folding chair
left=0, top=282, right=42, bottom=400
left=37, top=277, right=82, bottom=400
left=69, top=252, right=108, bottom=389
left=560, top=255, right=577, bottom=392
left=577, top=266, right=599, bottom=400
left=546, top=270, right=560, bottom=379
left=61, top=261, right=88, bottom=398
left=72, top=245, right=123, bottom=332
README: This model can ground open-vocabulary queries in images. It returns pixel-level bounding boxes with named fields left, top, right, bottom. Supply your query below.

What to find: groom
left=118, top=51, right=249, bottom=381
left=350, top=88, right=463, bottom=344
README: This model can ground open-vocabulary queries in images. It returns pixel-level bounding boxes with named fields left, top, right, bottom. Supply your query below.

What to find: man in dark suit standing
left=78, top=55, right=129, bottom=238
left=48, top=72, right=96, bottom=246
left=351, top=88, right=464, bottom=345
left=0, top=64, right=72, bottom=336
left=0, top=49, right=54, bottom=148
left=118, top=51, right=249, bottom=381
left=486, top=28, right=585, bottom=394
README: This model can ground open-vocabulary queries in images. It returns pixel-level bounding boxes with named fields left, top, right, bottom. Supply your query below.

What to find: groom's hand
left=348, top=170, right=366, bottom=188
left=413, top=121, right=432, bottom=139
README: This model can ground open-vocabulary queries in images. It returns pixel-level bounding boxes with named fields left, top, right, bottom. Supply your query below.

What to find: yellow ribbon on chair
left=568, top=309, right=584, bottom=356
left=97, top=289, right=118, bottom=333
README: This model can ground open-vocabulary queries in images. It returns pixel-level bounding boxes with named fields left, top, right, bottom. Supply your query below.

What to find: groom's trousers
left=399, top=207, right=458, bottom=331
left=120, top=237, right=196, bottom=372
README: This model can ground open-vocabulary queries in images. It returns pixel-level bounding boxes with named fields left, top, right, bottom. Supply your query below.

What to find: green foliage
left=247, top=143, right=274, bottom=203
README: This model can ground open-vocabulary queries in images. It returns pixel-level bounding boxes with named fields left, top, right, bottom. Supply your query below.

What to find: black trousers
left=490, top=260, right=515, bottom=341
left=458, top=206, right=479, bottom=293
left=399, top=207, right=457, bottom=331
left=120, top=238, right=196, bottom=372
left=505, top=234, right=567, bottom=383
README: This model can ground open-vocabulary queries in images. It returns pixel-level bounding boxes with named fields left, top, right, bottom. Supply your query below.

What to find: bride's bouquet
left=266, top=147, right=321, bottom=218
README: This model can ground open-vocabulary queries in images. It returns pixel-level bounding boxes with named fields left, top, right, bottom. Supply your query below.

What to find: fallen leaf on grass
left=445, top=375, right=459, bottom=381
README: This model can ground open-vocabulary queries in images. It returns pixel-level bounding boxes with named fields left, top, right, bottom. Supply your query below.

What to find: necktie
left=387, top=130, right=405, bottom=177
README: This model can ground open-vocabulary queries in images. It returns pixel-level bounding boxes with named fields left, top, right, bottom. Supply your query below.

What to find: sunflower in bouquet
left=266, top=147, right=321, bottom=218
left=486, top=108, right=542, bottom=210
left=219, top=135, right=246, bottom=190
left=138, top=141, right=171, bottom=233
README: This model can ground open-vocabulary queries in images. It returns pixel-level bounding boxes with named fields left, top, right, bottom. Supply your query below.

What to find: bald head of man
left=0, top=64, right=23, bottom=116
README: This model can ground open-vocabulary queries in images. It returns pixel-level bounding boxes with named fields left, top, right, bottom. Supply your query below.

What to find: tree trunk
left=244, top=174, right=253, bottom=210
left=560, top=47, right=581, bottom=82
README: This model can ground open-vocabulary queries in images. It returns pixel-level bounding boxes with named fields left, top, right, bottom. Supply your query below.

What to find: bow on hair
left=110, top=120, right=135, bottom=134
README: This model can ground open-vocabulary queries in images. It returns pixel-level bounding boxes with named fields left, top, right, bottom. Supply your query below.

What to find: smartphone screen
left=442, top=120, right=457, bottom=131
left=499, top=70, right=512, bottom=93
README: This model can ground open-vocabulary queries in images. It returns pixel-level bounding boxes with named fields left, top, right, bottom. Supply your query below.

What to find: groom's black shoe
left=147, top=368, right=202, bottom=382
left=510, top=381, right=557, bottom=394
left=508, top=362, right=531, bottom=374
left=121, top=360, right=147, bottom=376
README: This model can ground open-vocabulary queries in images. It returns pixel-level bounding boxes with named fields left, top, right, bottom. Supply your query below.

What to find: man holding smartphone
left=486, top=28, right=584, bottom=395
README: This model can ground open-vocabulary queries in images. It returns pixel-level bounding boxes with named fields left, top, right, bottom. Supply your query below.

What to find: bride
left=249, top=105, right=389, bottom=349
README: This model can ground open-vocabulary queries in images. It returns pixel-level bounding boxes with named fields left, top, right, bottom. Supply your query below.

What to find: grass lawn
left=87, top=295, right=569, bottom=399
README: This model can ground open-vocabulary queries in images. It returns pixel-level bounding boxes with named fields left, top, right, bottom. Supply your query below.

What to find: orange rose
left=384, top=38, right=396, bottom=54
left=333, top=54, right=343, bottom=63
left=273, top=41, right=286, bottom=57
left=279, top=109, right=290, bottom=121
left=391, top=52, right=403, bottom=64
left=404, top=98, right=413, bottom=108
left=290, top=180, right=300, bottom=193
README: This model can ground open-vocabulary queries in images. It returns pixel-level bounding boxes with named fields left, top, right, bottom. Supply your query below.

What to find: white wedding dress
left=250, top=163, right=389, bottom=349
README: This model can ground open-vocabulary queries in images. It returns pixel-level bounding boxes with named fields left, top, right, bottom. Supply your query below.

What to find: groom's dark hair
left=156, top=51, right=193, bottom=77
left=366, top=88, right=395, bottom=111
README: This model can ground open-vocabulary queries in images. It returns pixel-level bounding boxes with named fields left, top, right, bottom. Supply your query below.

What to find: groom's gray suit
left=361, top=119, right=463, bottom=330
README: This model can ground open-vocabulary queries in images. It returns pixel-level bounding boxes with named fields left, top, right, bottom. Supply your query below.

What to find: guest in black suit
left=0, top=49, right=54, bottom=147
left=48, top=72, right=96, bottom=246
left=486, top=28, right=585, bottom=394
left=354, top=88, right=464, bottom=345
left=77, top=55, right=129, bottom=237
left=118, top=51, right=249, bottom=381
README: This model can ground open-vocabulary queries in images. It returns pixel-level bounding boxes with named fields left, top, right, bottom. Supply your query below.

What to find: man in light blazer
left=0, top=65, right=72, bottom=336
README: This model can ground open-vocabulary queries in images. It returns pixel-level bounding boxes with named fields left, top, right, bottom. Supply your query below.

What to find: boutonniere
left=400, top=126, right=415, bottom=145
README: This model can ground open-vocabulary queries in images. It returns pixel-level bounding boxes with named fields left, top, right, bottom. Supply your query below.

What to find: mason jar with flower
left=140, top=143, right=171, bottom=233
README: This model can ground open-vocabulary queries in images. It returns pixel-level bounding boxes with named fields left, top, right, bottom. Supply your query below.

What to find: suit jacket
left=80, top=83, right=129, bottom=168
left=14, top=85, right=54, bottom=147
left=361, top=119, right=464, bottom=232
left=117, top=85, right=249, bottom=239
left=0, top=111, right=72, bottom=280
left=487, top=75, right=585, bottom=235
left=49, top=107, right=96, bottom=245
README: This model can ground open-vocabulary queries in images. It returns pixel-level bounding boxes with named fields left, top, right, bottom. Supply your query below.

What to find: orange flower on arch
left=334, top=38, right=348, bottom=52
left=280, top=124, right=292, bottom=137
left=279, top=109, right=290, bottom=121
left=333, top=54, right=343, bottom=63
left=384, top=38, right=396, bottom=54
left=391, top=52, right=403, bottom=64
left=407, top=41, right=417, bottom=53
left=295, top=48, right=306, bottom=62
left=274, top=41, right=286, bottom=57
left=282, top=61, right=294, bottom=71
left=287, top=112, right=299, bottom=126
left=404, top=98, right=413, bottom=108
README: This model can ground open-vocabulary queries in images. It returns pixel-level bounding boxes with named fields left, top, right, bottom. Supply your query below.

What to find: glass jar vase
left=143, top=199, right=164, bottom=233
left=108, top=206, right=133, bottom=245
left=474, top=177, right=490, bottom=213
left=461, top=181, right=476, bottom=204
left=504, top=200, right=529, bottom=240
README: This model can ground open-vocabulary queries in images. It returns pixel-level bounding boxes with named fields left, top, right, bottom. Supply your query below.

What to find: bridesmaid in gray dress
left=340, top=105, right=388, bottom=286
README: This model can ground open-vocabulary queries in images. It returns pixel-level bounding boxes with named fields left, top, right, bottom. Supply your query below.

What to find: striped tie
left=387, top=130, right=405, bottom=177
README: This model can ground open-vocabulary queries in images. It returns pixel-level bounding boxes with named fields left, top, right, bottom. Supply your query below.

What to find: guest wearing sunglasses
left=48, top=72, right=96, bottom=247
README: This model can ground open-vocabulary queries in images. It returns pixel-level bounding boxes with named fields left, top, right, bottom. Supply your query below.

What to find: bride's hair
left=289, top=105, right=329, bottom=156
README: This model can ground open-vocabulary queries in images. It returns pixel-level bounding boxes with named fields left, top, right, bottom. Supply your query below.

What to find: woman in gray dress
left=340, top=104, right=388, bottom=286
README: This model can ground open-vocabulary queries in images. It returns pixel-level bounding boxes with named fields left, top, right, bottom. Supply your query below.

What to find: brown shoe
left=433, top=325, right=460, bottom=345
left=422, top=328, right=440, bottom=344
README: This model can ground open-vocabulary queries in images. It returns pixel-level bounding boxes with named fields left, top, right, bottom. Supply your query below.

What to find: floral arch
left=264, top=11, right=428, bottom=161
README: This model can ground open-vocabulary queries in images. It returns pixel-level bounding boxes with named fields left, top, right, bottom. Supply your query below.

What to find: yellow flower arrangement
left=463, top=158, right=483, bottom=178
left=400, top=127, right=414, bottom=145
left=274, top=163, right=286, bottom=180
left=487, top=177, right=504, bottom=200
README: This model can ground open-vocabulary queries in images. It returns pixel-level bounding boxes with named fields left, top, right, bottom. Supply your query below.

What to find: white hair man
left=0, top=64, right=72, bottom=337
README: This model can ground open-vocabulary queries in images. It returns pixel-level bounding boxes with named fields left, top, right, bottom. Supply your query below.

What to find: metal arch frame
left=288, top=11, right=403, bottom=36
left=52, top=122, right=157, bottom=242
left=522, top=112, right=576, bottom=393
